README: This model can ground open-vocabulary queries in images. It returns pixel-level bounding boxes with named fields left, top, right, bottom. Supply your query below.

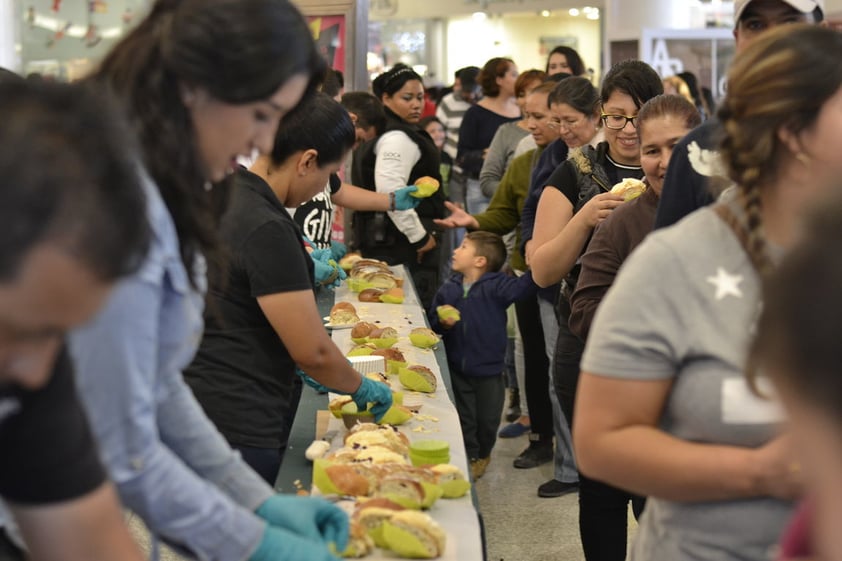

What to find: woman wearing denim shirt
left=0, top=2, right=350, bottom=561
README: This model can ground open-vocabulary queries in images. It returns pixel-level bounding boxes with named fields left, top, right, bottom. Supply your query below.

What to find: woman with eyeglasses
left=528, top=60, right=663, bottom=561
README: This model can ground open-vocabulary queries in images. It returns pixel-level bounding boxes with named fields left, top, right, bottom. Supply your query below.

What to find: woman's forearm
left=531, top=213, right=592, bottom=287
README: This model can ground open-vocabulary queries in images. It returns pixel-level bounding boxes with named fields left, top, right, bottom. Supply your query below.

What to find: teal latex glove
left=394, top=185, right=422, bottom=210
left=256, top=495, right=349, bottom=552
left=329, top=240, right=347, bottom=261
left=248, top=525, right=341, bottom=561
left=350, top=377, right=393, bottom=422
left=310, top=247, right=333, bottom=263
left=295, top=368, right=332, bottom=393
left=311, top=252, right=346, bottom=288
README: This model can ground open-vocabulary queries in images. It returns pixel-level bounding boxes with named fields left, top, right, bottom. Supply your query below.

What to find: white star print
left=706, top=267, right=744, bottom=300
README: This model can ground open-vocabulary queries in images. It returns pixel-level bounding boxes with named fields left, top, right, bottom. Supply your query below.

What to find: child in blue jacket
left=428, top=231, right=538, bottom=479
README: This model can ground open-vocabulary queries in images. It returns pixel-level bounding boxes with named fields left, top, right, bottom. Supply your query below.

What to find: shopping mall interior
left=2, top=2, right=841, bottom=561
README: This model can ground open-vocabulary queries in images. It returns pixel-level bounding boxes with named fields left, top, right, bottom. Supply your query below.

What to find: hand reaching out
left=433, top=201, right=480, bottom=230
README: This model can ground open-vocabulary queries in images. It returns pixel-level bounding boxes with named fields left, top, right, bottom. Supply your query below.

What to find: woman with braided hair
left=573, top=25, right=842, bottom=561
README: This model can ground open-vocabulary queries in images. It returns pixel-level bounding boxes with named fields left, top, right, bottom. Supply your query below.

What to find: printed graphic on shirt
left=706, top=267, right=744, bottom=300
left=687, top=140, right=726, bottom=178
left=721, top=377, right=785, bottom=424
left=292, top=185, right=334, bottom=248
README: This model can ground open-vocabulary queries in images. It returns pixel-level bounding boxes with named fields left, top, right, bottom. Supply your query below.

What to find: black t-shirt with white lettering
left=289, top=174, right=342, bottom=249
left=0, top=348, right=105, bottom=504
left=185, top=169, right=315, bottom=449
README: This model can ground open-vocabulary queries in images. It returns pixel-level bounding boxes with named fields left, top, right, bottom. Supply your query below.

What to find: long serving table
left=274, top=266, right=486, bottom=561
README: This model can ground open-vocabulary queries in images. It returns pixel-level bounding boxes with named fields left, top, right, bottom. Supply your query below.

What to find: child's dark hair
left=270, top=92, right=355, bottom=167
left=466, top=231, right=506, bottom=273
left=340, top=91, right=387, bottom=136
left=600, top=59, right=664, bottom=109
left=747, top=189, right=842, bottom=424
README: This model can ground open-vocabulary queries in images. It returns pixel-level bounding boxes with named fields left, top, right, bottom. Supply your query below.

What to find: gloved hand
left=248, top=524, right=342, bottom=561
left=329, top=240, right=347, bottom=261
left=350, top=377, right=393, bottom=422
left=310, top=247, right=333, bottom=263
left=295, top=368, right=332, bottom=393
left=394, top=185, right=422, bottom=210
left=255, top=494, right=349, bottom=552
left=311, top=252, right=347, bottom=288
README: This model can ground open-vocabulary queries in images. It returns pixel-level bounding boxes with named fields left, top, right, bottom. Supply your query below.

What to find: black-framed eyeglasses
left=600, top=112, right=638, bottom=130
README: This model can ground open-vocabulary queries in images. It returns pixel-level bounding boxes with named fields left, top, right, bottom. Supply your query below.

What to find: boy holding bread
left=428, top=231, right=537, bottom=479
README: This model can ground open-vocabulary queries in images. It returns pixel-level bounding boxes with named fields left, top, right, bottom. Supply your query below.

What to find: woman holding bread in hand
left=351, top=63, right=446, bottom=308
left=565, top=93, right=701, bottom=560
left=528, top=59, right=662, bottom=561
left=185, top=93, right=393, bottom=483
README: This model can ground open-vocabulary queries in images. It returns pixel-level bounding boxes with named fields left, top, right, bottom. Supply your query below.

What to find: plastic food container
left=409, top=439, right=450, bottom=466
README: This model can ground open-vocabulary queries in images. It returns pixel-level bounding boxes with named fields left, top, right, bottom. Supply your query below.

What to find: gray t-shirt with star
left=581, top=206, right=793, bottom=561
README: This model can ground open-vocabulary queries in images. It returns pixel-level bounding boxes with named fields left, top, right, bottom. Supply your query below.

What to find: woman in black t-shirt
left=529, top=60, right=663, bottom=561
left=185, top=94, right=393, bottom=483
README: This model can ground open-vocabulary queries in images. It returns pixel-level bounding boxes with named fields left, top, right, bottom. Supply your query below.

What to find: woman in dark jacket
left=351, top=64, right=445, bottom=307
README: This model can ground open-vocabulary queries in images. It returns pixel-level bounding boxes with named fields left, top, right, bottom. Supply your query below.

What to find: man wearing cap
left=654, top=0, right=825, bottom=229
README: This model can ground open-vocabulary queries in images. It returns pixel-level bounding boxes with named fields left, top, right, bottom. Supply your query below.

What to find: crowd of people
left=1, top=0, right=841, bottom=560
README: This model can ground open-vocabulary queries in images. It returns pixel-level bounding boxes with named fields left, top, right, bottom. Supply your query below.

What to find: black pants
left=451, top=370, right=506, bottom=459
left=233, top=444, right=284, bottom=485
left=514, top=295, right=552, bottom=437
left=555, top=296, right=646, bottom=561
left=0, top=530, right=24, bottom=561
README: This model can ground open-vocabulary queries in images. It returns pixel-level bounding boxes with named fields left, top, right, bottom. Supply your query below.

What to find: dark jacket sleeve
left=568, top=221, right=623, bottom=341
left=496, top=270, right=539, bottom=305
left=520, top=142, right=567, bottom=248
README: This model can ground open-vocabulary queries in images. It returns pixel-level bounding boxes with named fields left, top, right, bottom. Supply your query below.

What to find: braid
left=719, top=106, right=774, bottom=276
left=741, top=185, right=774, bottom=276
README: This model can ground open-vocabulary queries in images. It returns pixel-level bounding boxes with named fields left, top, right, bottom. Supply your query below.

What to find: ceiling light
left=569, top=8, right=580, bottom=16
left=541, top=10, right=550, bottom=17
left=472, top=11, right=487, bottom=21
left=586, top=10, right=599, bottom=19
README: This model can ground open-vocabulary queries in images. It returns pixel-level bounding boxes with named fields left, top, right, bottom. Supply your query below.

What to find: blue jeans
left=465, top=178, right=490, bottom=215
left=539, top=296, right=579, bottom=484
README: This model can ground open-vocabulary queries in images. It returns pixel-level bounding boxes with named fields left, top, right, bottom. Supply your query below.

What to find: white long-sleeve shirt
left=374, top=130, right=428, bottom=244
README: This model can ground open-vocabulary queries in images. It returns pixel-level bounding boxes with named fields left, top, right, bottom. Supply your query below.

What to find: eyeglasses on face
left=600, top=112, right=638, bottom=130
left=549, top=117, right=583, bottom=130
